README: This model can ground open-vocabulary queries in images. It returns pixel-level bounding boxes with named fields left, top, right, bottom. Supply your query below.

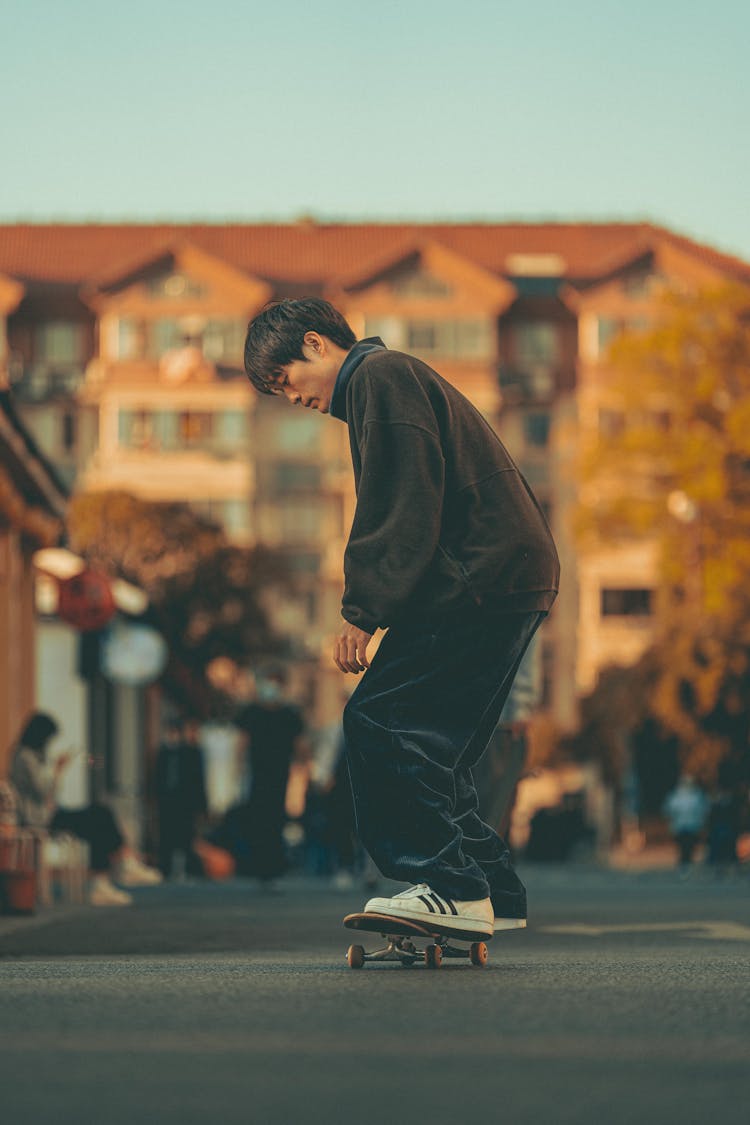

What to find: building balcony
left=11, top=364, right=86, bottom=403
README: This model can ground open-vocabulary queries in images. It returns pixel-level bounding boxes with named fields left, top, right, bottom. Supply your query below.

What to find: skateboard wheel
left=424, top=944, right=442, bottom=969
left=470, top=942, right=488, bottom=966
left=347, top=944, right=365, bottom=969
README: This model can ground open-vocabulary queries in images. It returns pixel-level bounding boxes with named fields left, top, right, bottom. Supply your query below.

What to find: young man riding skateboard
left=244, top=298, right=559, bottom=939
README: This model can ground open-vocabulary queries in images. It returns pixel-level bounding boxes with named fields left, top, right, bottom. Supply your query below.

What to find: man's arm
left=342, top=419, right=445, bottom=633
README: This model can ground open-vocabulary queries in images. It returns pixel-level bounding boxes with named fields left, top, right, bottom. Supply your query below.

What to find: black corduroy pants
left=343, top=604, right=545, bottom=912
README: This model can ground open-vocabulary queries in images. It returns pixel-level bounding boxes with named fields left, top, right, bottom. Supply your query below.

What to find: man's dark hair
left=244, top=298, right=357, bottom=395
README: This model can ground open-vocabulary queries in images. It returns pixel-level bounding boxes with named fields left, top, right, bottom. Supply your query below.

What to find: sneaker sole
left=493, top=918, right=527, bottom=932
left=344, top=911, right=493, bottom=942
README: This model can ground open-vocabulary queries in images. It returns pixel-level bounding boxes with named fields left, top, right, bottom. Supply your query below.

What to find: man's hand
left=333, top=622, right=373, bottom=675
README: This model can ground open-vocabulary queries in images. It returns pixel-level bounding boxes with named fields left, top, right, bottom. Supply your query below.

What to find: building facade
left=2, top=222, right=748, bottom=731
left=0, top=270, right=67, bottom=775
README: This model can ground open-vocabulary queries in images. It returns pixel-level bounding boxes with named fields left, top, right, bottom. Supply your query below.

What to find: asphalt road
left=1, top=866, right=749, bottom=1125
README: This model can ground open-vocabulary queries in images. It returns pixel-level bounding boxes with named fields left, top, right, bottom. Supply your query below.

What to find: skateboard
left=343, top=911, right=492, bottom=969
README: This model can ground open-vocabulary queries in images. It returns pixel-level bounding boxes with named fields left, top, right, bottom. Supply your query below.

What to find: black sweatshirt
left=331, top=340, right=560, bottom=634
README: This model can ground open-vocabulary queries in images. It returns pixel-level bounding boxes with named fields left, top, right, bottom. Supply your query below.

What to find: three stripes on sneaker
left=417, top=891, right=458, bottom=916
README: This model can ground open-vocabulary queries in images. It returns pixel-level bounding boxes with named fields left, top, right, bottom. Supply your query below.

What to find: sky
left=1, top=0, right=749, bottom=261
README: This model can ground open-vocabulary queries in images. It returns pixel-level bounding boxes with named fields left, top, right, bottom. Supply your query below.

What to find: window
left=405, top=319, right=493, bottom=359
left=275, top=415, right=320, bottom=454
left=279, top=500, right=323, bottom=541
left=34, top=322, right=84, bottom=365
left=523, top=412, right=551, bottom=447
left=179, top=411, right=213, bottom=447
left=274, top=462, right=322, bottom=491
left=514, top=322, right=558, bottom=368
left=119, top=410, right=155, bottom=449
left=215, top=410, right=248, bottom=451
left=285, top=551, right=320, bottom=575
left=601, top=588, right=653, bottom=617
left=202, top=320, right=247, bottom=363
left=407, top=321, right=438, bottom=352
left=150, top=319, right=182, bottom=357
left=153, top=411, right=180, bottom=450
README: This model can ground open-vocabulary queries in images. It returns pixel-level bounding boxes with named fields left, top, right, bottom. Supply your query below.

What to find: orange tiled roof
left=0, top=220, right=748, bottom=287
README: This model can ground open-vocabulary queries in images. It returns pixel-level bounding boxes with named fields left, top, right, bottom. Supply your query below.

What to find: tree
left=68, top=491, right=294, bottom=712
left=576, top=284, right=750, bottom=782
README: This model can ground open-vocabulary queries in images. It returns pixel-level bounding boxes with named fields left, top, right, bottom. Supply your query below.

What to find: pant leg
left=451, top=634, right=540, bottom=916
left=51, top=804, right=124, bottom=873
left=343, top=606, right=544, bottom=902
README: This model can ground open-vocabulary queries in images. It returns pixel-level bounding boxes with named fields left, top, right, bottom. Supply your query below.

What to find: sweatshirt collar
left=330, top=337, right=386, bottom=422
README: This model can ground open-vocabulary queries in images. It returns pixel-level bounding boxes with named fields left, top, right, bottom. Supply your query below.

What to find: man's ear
left=303, top=331, right=325, bottom=354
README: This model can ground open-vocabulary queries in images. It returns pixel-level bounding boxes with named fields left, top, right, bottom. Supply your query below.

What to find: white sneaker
left=89, top=876, right=133, bottom=907
left=118, top=855, right=163, bottom=887
left=364, top=883, right=493, bottom=938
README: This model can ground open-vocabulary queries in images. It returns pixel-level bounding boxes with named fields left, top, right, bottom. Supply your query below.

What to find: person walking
left=9, top=711, right=161, bottom=905
left=244, top=298, right=559, bottom=937
left=154, top=716, right=208, bottom=879
left=663, top=774, right=709, bottom=872
left=234, top=666, right=310, bottom=886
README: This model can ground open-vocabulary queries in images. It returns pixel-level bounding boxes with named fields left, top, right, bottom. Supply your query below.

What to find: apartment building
left=2, top=222, right=748, bottom=729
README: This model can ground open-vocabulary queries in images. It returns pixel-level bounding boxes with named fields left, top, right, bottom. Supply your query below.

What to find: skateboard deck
left=343, top=911, right=493, bottom=969
left=344, top=911, right=492, bottom=944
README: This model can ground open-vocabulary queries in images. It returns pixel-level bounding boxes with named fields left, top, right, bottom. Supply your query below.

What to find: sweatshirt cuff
left=341, top=608, right=379, bottom=635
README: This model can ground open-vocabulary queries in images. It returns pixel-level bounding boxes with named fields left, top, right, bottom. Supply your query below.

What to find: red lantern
left=57, top=570, right=116, bottom=632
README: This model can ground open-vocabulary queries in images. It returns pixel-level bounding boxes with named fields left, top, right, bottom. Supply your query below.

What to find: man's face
left=272, top=332, right=344, bottom=414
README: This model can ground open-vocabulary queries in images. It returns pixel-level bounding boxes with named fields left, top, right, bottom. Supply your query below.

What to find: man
left=244, top=298, right=559, bottom=937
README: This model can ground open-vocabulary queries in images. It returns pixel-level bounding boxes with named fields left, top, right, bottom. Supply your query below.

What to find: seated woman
left=9, top=711, right=161, bottom=906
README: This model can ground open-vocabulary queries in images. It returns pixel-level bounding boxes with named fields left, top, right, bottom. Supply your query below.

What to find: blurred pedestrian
left=307, top=707, right=358, bottom=889
left=663, top=774, right=709, bottom=872
left=706, top=761, right=742, bottom=875
left=9, top=711, right=161, bottom=906
left=155, top=716, right=208, bottom=879
left=234, top=666, right=310, bottom=886
left=481, top=630, right=542, bottom=845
